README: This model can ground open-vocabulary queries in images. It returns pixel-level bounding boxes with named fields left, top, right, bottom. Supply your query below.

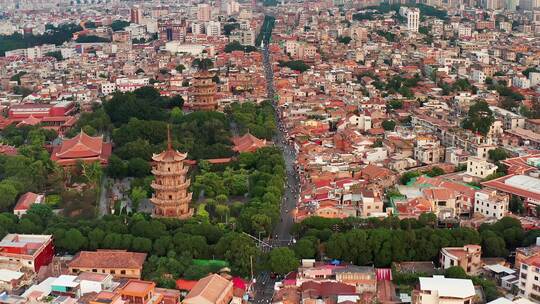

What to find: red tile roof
left=176, top=279, right=198, bottom=291
left=299, top=281, right=356, bottom=298
left=68, top=250, right=147, bottom=269
left=13, top=192, right=43, bottom=211
left=51, top=130, right=112, bottom=166
left=232, top=133, right=267, bottom=153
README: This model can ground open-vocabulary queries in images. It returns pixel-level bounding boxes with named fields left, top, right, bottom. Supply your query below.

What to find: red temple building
left=150, top=127, right=193, bottom=219
left=232, top=133, right=268, bottom=153
left=1, top=101, right=77, bottom=134
left=51, top=130, right=112, bottom=167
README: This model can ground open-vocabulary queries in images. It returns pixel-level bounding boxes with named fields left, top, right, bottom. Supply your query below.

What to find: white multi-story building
left=5, top=44, right=56, bottom=59
left=101, top=82, right=117, bottom=95
left=192, top=22, right=204, bottom=35
left=466, top=157, right=498, bottom=179
left=407, top=8, right=420, bottom=33
left=346, top=113, right=372, bottom=131
left=474, top=189, right=509, bottom=220
left=472, top=70, right=486, bottom=84
left=115, top=78, right=149, bottom=93
left=489, top=106, right=526, bottom=130
left=513, top=76, right=531, bottom=89
left=125, top=24, right=147, bottom=40
left=530, top=72, right=540, bottom=86
left=458, top=25, right=472, bottom=38
left=230, top=29, right=255, bottom=46
left=413, top=276, right=476, bottom=304
left=205, top=21, right=221, bottom=36
left=518, top=255, right=540, bottom=301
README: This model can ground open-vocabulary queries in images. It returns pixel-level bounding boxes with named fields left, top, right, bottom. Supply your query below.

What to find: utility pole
left=250, top=255, right=254, bottom=283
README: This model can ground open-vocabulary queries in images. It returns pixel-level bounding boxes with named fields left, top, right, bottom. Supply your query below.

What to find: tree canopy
left=462, top=100, right=494, bottom=136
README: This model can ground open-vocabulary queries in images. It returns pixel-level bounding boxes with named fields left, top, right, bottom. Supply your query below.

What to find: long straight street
left=251, top=25, right=301, bottom=304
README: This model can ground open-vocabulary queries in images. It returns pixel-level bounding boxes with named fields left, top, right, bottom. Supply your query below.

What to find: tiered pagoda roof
left=51, top=130, right=112, bottom=166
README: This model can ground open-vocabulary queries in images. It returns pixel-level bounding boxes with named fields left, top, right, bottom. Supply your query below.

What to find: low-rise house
left=51, top=275, right=80, bottom=298
left=68, top=250, right=146, bottom=279
left=466, top=157, right=498, bottom=179
left=78, top=272, right=116, bottom=295
left=0, top=234, right=54, bottom=272
left=118, top=280, right=163, bottom=304
left=412, top=275, right=476, bottom=304
left=13, top=192, right=44, bottom=217
left=183, top=274, right=233, bottom=304
left=440, top=245, right=482, bottom=275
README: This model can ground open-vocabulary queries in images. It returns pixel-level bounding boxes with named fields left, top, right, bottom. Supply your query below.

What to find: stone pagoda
left=190, top=71, right=217, bottom=110
left=150, top=126, right=193, bottom=219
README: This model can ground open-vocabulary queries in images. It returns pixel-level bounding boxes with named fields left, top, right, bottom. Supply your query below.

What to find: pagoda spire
left=167, top=124, right=172, bottom=151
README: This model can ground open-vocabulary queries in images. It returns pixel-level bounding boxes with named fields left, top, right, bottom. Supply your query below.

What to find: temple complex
left=50, top=130, right=112, bottom=167
left=232, top=132, right=268, bottom=153
left=150, top=127, right=193, bottom=219
left=189, top=71, right=217, bottom=111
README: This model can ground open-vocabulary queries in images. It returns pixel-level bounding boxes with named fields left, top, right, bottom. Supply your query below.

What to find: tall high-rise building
left=197, top=4, right=212, bottom=21
left=205, top=21, right=221, bottom=36
left=505, top=0, right=518, bottom=10
left=407, top=8, right=420, bottom=32
left=190, top=71, right=217, bottom=110
left=150, top=127, right=193, bottom=219
left=158, top=19, right=186, bottom=41
left=226, top=0, right=240, bottom=15
left=130, top=5, right=143, bottom=24
left=520, top=0, right=540, bottom=10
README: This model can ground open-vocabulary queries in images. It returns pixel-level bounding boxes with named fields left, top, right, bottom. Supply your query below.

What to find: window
left=92, top=269, right=97, bottom=272
left=121, top=270, right=126, bottom=275
left=111, top=270, right=116, bottom=274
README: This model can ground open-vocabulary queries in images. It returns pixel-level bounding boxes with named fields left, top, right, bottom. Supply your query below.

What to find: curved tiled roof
left=55, top=130, right=103, bottom=159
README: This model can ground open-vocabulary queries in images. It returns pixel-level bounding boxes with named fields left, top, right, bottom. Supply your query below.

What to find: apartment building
left=474, top=189, right=509, bottom=220
left=518, top=255, right=540, bottom=302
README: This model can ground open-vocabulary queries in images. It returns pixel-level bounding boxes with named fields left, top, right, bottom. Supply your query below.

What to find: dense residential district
left=2, top=1, right=540, bottom=304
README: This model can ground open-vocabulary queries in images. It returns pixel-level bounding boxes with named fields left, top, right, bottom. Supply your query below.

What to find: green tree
left=426, top=166, right=445, bottom=177
left=488, top=148, right=509, bottom=162
left=269, top=247, right=299, bottom=274
left=278, top=60, right=310, bottom=72
left=444, top=266, right=467, bottom=279
left=130, top=186, right=147, bottom=212
left=63, top=229, right=87, bottom=253
left=462, top=101, right=495, bottom=136
left=0, top=181, right=19, bottom=211
left=382, top=120, right=396, bottom=131
left=294, top=238, right=316, bottom=259
left=111, top=20, right=130, bottom=31
left=337, top=36, right=352, bottom=44
left=81, top=161, right=102, bottom=188
left=175, top=64, right=186, bottom=73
